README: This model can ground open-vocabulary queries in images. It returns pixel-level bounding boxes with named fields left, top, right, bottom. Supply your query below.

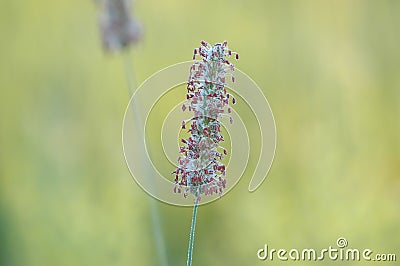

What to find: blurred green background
left=0, top=0, right=399, bottom=265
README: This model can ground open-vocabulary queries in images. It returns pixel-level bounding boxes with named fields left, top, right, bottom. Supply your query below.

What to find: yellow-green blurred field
left=0, top=0, right=399, bottom=265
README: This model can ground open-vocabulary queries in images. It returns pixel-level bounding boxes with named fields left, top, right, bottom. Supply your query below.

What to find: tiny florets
left=173, top=41, right=239, bottom=201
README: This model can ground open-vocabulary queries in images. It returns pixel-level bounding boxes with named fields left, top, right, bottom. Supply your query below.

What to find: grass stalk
left=121, top=48, right=169, bottom=266
left=187, top=200, right=199, bottom=266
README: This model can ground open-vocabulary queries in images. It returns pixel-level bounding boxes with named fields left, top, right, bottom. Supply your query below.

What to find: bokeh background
left=0, top=0, right=399, bottom=265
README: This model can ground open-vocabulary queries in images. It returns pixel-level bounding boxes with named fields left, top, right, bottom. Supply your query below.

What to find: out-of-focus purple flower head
left=97, top=0, right=142, bottom=52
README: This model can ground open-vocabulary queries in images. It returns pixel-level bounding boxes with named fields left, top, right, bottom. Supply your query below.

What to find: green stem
left=121, top=48, right=169, bottom=266
left=187, top=200, right=199, bottom=266
left=121, top=48, right=136, bottom=95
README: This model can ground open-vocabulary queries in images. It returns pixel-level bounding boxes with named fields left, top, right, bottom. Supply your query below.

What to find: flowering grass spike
left=173, top=41, right=239, bottom=202
left=97, top=0, right=141, bottom=52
